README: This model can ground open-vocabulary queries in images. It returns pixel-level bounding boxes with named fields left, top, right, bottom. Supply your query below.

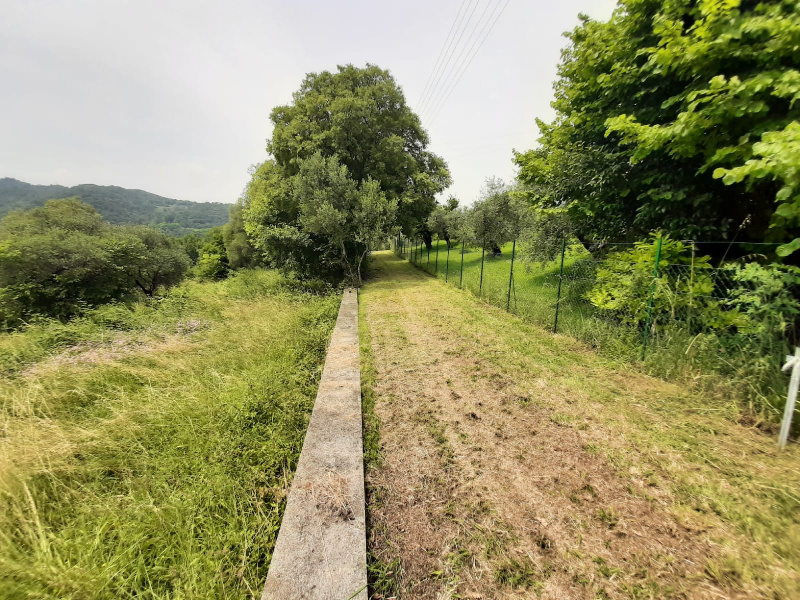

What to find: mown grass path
left=359, top=251, right=800, bottom=600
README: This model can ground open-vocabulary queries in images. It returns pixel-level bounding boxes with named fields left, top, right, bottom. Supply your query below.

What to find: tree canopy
left=514, top=0, right=800, bottom=253
left=244, top=64, right=448, bottom=281
left=0, top=199, right=189, bottom=327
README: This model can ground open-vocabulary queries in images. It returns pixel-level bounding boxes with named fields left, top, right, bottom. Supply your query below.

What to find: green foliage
left=177, top=232, right=204, bottom=264
left=518, top=207, right=575, bottom=263
left=294, top=153, right=397, bottom=284
left=265, top=64, right=450, bottom=237
left=222, top=201, right=261, bottom=269
left=194, top=228, right=230, bottom=280
left=0, top=178, right=230, bottom=236
left=0, top=269, right=339, bottom=598
left=470, top=178, right=527, bottom=253
left=124, top=226, right=191, bottom=296
left=515, top=0, right=800, bottom=246
left=242, top=160, right=317, bottom=276
left=726, top=262, right=800, bottom=340
left=243, top=64, right=449, bottom=281
left=587, top=235, right=714, bottom=325
left=0, top=199, right=190, bottom=328
left=714, top=122, right=800, bottom=256
left=426, top=197, right=460, bottom=246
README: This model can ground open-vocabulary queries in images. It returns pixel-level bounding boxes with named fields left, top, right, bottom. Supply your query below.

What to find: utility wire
left=427, top=0, right=512, bottom=126
left=418, top=0, right=482, bottom=116
left=421, top=0, right=499, bottom=120
left=416, top=0, right=471, bottom=110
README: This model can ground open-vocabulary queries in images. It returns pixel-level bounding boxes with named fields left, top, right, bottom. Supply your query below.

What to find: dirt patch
left=361, top=255, right=749, bottom=599
left=20, top=319, right=208, bottom=378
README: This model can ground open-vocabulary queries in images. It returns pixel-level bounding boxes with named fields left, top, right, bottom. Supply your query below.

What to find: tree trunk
left=341, top=241, right=357, bottom=286
left=423, top=232, right=432, bottom=251
left=357, top=250, right=368, bottom=286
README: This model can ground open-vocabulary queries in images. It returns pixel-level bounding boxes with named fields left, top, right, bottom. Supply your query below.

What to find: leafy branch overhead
left=515, top=0, right=800, bottom=251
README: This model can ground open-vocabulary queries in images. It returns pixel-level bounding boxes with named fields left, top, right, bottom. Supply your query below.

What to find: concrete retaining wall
left=261, top=288, right=367, bottom=600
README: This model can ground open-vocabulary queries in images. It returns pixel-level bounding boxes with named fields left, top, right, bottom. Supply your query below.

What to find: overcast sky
left=1, top=0, right=617, bottom=205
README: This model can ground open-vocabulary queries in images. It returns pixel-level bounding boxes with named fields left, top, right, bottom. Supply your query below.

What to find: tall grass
left=0, top=269, right=339, bottom=599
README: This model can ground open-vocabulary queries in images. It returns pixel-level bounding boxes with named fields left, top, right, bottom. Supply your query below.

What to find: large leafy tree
left=515, top=0, right=800, bottom=252
left=249, top=63, right=450, bottom=253
left=123, top=226, right=191, bottom=296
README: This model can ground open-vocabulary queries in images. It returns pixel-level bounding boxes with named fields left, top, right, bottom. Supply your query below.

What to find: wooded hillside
left=0, top=178, right=230, bottom=235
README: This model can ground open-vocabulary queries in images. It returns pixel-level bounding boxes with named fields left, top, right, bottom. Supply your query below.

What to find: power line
left=421, top=0, right=499, bottom=120
left=427, top=0, right=512, bottom=126
left=416, top=0, right=471, bottom=110
left=418, top=0, right=482, bottom=116
left=427, top=0, right=511, bottom=125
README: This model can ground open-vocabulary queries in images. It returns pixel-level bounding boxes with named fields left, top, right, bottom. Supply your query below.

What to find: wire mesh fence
left=393, top=235, right=796, bottom=417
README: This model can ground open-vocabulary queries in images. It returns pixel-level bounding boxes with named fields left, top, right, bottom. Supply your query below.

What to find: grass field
left=0, top=270, right=339, bottom=599
left=361, top=251, right=800, bottom=599
left=409, top=239, right=637, bottom=347
left=407, top=240, right=791, bottom=419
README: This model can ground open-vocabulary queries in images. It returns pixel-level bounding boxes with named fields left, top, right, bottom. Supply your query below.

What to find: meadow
left=408, top=239, right=793, bottom=420
left=0, top=270, right=339, bottom=599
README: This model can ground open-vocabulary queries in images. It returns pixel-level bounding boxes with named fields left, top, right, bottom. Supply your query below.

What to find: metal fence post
left=641, top=235, right=664, bottom=360
left=435, top=236, right=439, bottom=276
left=506, top=238, right=516, bottom=312
left=553, top=239, right=567, bottom=334
left=459, top=241, right=465, bottom=288
left=445, top=241, right=450, bottom=283
left=479, top=238, right=486, bottom=297
left=427, top=241, right=430, bottom=266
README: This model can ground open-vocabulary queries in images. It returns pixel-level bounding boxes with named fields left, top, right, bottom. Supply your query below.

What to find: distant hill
left=0, top=178, right=231, bottom=236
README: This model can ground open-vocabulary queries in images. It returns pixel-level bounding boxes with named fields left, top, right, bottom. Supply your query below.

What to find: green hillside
left=0, top=178, right=230, bottom=235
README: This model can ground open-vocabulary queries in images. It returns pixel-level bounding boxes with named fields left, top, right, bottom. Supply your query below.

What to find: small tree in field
left=470, top=178, right=526, bottom=255
left=426, top=196, right=459, bottom=247
left=295, top=153, right=396, bottom=285
left=124, top=226, right=191, bottom=296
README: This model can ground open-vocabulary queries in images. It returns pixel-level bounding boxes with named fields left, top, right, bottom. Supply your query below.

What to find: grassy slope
left=410, top=239, right=789, bottom=417
left=0, top=271, right=339, bottom=599
left=361, top=251, right=800, bottom=599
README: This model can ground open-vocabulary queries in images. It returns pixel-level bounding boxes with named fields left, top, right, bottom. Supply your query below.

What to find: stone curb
left=261, top=288, right=367, bottom=600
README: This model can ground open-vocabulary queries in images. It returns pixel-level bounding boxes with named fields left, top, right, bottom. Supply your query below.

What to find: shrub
left=586, top=234, right=716, bottom=326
